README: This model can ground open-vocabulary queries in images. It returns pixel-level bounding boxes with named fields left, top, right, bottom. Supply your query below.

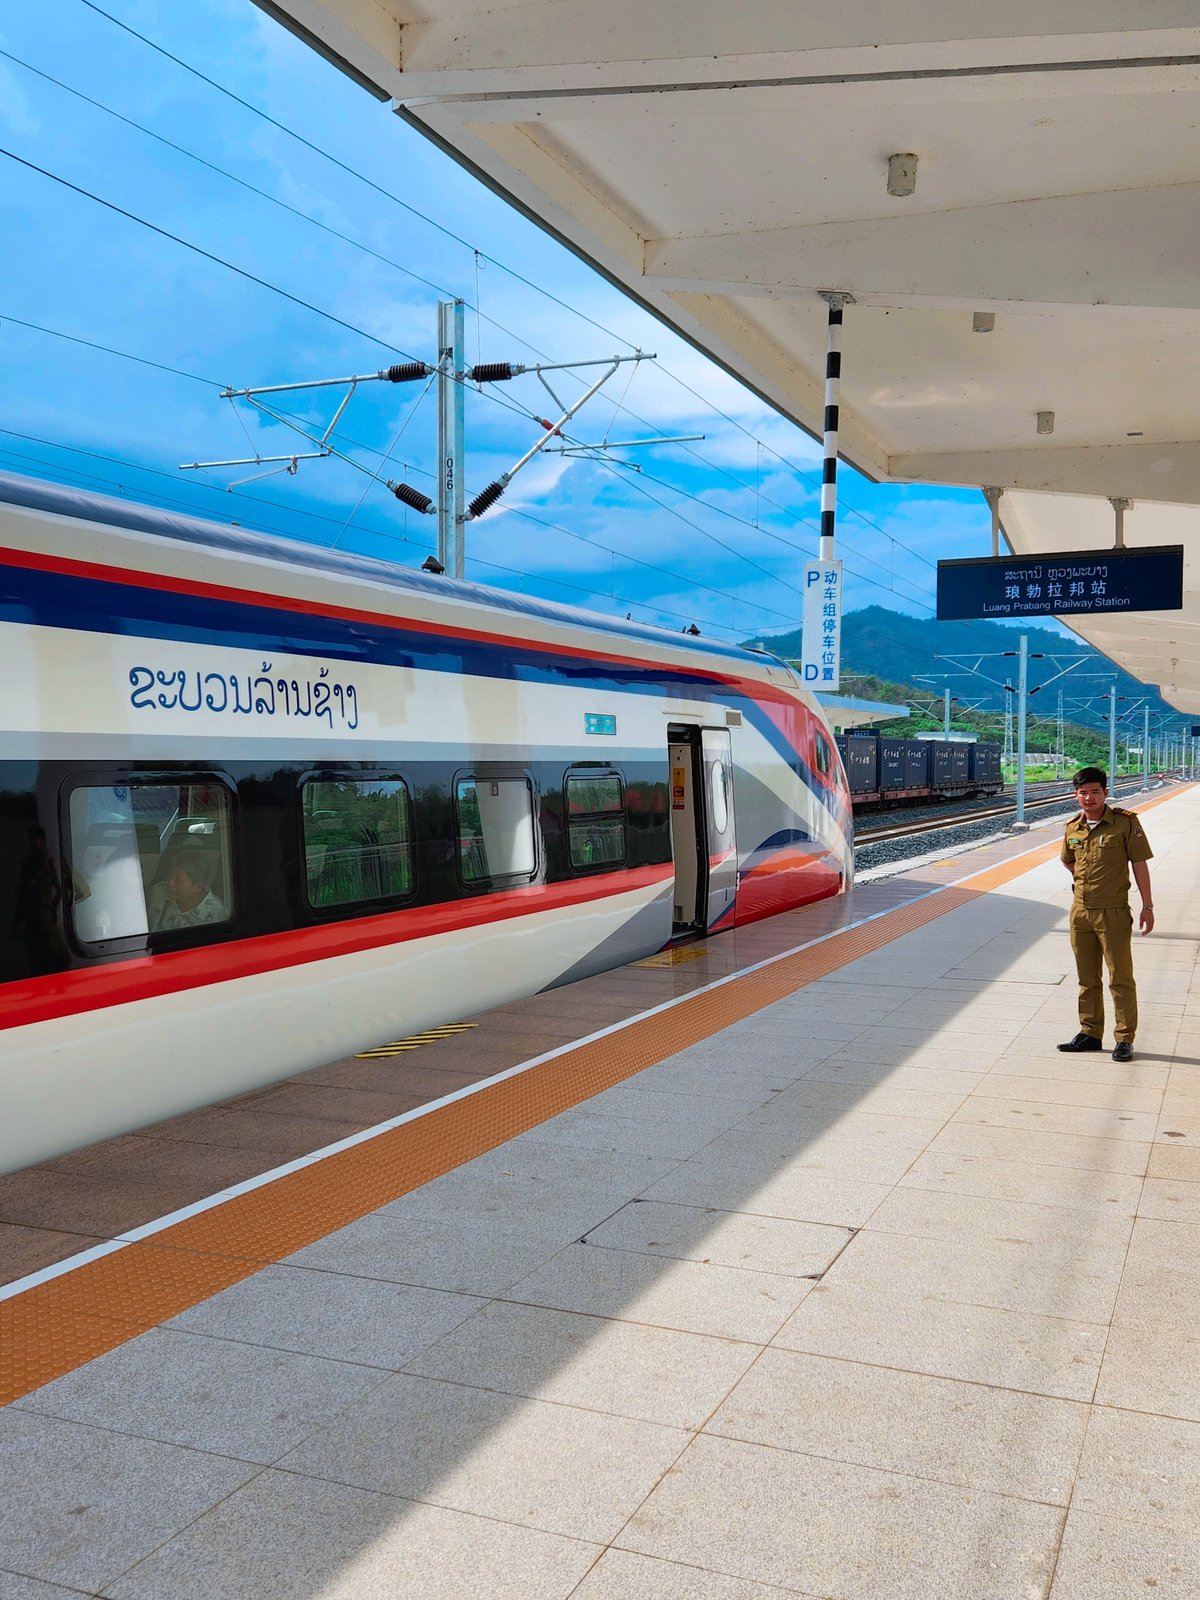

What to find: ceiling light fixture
left=886, top=153, right=918, bottom=197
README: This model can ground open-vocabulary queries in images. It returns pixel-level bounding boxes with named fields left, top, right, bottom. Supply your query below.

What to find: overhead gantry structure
left=256, top=2, right=1200, bottom=711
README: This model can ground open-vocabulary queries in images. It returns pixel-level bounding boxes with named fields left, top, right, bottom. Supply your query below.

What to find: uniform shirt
left=1061, top=805, right=1153, bottom=908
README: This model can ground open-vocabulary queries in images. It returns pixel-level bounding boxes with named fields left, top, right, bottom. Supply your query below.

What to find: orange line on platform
left=1, top=788, right=1180, bottom=1404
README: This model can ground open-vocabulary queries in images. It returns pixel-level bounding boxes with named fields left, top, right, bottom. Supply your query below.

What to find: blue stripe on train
left=0, top=560, right=851, bottom=839
left=0, top=469, right=757, bottom=665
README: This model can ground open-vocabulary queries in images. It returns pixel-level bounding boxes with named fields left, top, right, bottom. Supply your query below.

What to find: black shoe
left=1058, top=1032, right=1103, bottom=1053
left=1112, top=1041, right=1134, bottom=1063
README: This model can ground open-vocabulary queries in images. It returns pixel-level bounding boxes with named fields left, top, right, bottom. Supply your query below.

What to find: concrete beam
left=893, top=441, right=1200, bottom=501
left=644, top=186, right=1200, bottom=313
left=410, top=108, right=890, bottom=476
left=389, top=1, right=1200, bottom=97
left=407, top=58, right=1200, bottom=126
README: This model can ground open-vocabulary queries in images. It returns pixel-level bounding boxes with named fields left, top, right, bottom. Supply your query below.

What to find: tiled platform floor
left=0, top=843, right=977, bottom=1288
left=3, top=787, right=1199, bottom=1598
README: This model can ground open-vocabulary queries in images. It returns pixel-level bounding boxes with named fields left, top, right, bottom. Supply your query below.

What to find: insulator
left=468, top=480, right=505, bottom=519
left=536, top=417, right=562, bottom=437
left=385, top=363, right=431, bottom=383
left=392, top=482, right=434, bottom=514
left=470, top=362, right=516, bottom=384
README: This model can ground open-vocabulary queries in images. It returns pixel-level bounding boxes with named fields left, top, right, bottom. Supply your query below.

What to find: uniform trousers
left=1069, top=902, right=1137, bottom=1043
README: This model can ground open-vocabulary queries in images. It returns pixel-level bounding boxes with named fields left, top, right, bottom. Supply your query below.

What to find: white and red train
left=0, top=472, right=853, bottom=1173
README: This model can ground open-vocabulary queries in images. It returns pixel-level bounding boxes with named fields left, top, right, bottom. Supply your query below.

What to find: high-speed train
left=0, top=472, right=853, bottom=1173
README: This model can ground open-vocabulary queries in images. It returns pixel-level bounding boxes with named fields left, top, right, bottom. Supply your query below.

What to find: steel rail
left=856, top=781, right=1148, bottom=846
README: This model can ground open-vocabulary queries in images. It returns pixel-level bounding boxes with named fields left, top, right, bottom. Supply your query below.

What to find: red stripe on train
left=2, top=864, right=675, bottom=1031
left=728, top=848, right=844, bottom=928
left=0, top=545, right=800, bottom=703
left=3, top=548, right=849, bottom=815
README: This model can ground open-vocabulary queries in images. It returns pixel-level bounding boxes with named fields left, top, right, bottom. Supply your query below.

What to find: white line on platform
left=0, top=812, right=1132, bottom=1308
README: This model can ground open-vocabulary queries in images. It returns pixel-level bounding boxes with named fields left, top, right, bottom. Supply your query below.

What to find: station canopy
left=817, top=694, right=909, bottom=733
left=259, top=3, right=1200, bottom=711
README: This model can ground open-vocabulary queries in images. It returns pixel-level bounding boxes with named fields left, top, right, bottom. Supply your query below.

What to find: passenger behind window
left=151, top=850, right=228, bottom=932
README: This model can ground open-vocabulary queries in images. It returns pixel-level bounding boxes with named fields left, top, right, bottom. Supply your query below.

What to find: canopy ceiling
left=258, top=1, right=1200, bottom=710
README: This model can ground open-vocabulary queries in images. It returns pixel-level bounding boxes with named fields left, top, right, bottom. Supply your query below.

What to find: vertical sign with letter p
left=802, top=559, right=842, bottom=692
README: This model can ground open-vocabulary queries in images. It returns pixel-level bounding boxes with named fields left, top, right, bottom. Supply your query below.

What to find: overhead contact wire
left=0, top=323, right=801, bottom=631
left=0, top=145, right=424, bottom=362
left=59, top=7, right=942, bottom=605
left=38, top=7, right=954, bottom=628
left=69, top=0, right=930, bottom=591
left=0, top=426, right=787, bottom=636
left=75, top=0, right=639, bottom=351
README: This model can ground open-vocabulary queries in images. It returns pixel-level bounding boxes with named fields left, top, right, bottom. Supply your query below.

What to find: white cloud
left=0, top=2, right=1034, bottom=665
left=0, top=60, right=40, bottom=139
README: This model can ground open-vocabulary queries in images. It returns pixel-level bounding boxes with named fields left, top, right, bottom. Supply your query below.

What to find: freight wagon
left=834, top=733, right=1004, bottom=807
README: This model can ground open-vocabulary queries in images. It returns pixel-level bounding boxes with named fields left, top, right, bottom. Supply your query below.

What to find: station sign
left=936, top=546, right=1184, bottom=621
left=801, top=559, right=842, bottom=690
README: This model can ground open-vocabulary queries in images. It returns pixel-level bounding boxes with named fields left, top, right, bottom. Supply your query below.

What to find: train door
left=667, top=725, right=737, bottom=935
left=668, top=729, right=702, bottom=935
left=701, top=727, right=737, bottom=928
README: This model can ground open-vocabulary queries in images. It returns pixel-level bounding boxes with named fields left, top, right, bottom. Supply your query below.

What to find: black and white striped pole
left=818, top=292, right=853, bottom=563
left=801, top=292, right=854, bottom=693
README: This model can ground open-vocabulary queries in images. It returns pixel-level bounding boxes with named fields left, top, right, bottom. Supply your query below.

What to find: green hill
left=832, top=669, right=1113, bottom=770
left=746, top=605, right=1174, bottom=730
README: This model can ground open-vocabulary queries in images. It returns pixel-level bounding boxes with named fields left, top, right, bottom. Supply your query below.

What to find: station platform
left=2, top=784, right=1198, bottom=1599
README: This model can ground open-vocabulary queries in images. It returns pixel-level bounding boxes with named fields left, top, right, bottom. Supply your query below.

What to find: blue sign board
left=584, top=712, right=617, bottom=736
left=937, top=545, right=1183, bottom=621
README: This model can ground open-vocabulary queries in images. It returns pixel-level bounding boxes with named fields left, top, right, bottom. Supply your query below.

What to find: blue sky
left=0, top=0, right=1002, bottom=649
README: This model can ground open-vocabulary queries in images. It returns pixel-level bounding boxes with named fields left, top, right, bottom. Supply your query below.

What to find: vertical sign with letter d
left=801, top=559, right=842, bottom=691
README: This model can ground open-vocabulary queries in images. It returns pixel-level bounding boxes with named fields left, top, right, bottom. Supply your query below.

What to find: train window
left=565, top=771, right=627, bottom=872
left=710, top=760, right=729, bottom=835
left=65, top=780, right=235, bottom=945
left=302, top=777, right=414, bottom=910
left=815, top=732, right=832, bottom=776
left=456, top=776, right=536, bottom=883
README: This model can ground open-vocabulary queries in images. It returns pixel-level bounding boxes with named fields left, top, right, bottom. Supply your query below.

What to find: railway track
left=855, top=781, right=1149, bottom=846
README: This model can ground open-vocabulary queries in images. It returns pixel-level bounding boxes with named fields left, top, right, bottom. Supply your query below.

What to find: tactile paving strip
left=0, top=797, right=1176, bottom=1405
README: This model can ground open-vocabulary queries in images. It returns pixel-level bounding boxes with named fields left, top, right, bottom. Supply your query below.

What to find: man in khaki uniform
left=1059, top=766, right=1154, bottom=1063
